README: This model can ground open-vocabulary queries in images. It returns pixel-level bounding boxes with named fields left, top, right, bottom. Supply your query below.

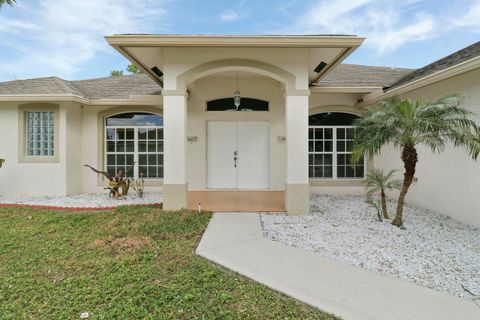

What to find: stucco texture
left=375, top=68, right=480, bottom=227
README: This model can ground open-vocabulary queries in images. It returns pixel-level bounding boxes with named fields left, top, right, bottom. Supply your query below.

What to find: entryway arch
left=176, top=58, right=296, bottom=91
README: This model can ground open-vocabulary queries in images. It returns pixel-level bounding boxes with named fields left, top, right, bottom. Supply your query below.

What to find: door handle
left=233, top=151, right=238, bottom=168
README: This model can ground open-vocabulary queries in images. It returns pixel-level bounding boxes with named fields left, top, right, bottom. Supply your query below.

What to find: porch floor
left=188, top=191, right=285, bottom=212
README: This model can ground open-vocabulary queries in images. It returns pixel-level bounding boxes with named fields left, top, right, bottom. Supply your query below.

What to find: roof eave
left=105, top=35, right=365, bottom=88
left=104, top=34, right=365, bottom=48
left=0, top=94, right=89, bottom=103
left=0, top=94, right=163, bottom=106
left=310, top=86, right=382, bottom=93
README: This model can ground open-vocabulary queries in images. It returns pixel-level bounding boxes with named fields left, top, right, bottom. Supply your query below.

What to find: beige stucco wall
left=65, top=103, right=82, bottom=195
left=0, top=101, right=79, bottom=196
left=0, top=101, right=165, bottom=196
left=0, top=87, right=372, bottom=197
left=375, top=68, right=480, bottom=227
left=80, top=104, right=163, bottom=194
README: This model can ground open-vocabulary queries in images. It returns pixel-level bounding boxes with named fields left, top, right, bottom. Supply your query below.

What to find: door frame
left=206, top=120, right=270, bottom=190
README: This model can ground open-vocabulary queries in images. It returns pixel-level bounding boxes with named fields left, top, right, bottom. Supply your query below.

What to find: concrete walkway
left=196, top=213, right=480, bottom=320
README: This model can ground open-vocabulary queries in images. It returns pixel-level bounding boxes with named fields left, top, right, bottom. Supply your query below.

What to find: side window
left=308, top=112, right=365, bottom=179
left=105, top=112, right=164, bottom=179
left=26, top=111, right=55, bottom=156
left=18, top=104, right=59, bottom=163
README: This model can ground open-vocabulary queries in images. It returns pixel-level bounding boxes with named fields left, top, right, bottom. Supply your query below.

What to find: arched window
left=105, top=112, right=163, bottom=179
left=308, top=112, right=365, bottom=179
left=206, top=98, right=269, bottom=111
left=308, top=112, right=359, bottom=126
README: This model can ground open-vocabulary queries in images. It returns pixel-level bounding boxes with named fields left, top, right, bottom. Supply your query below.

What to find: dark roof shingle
left=314, top=64, right=413, bottom=88
left=0, top=74, right=161, bottom=100
left=70, top=74, right=161, bottom=99
left=387, top=41, right=480, bottom=90
left=0, top=77, right=73, bottom=95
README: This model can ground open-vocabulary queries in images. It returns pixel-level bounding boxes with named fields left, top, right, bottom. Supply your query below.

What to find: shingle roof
left=0, top=77, right=80, bottom=96
left=70, top=74, right=161, bottom=99
left=1, top=41, right=479, bottom=99
left=313, top=64, right=413, bottom=88
left=0, top=74, right=161, bottom=100
left=386, top=41, right=480, bottom=90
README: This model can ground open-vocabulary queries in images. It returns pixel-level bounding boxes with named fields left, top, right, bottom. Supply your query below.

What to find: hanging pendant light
left=233, top=71, right=241, bottom=110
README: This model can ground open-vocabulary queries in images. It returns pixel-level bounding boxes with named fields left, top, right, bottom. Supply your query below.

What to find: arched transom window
left=105, top=112, right=163, bottom=179
left=206, top=97, right=269, bottom=111
left=309, top=112, right=365, bottom=179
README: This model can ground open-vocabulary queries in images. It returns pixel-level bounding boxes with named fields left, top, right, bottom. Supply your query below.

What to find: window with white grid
left=336, top=127, right=364, bottom=178
left=137, top=128, right=164, bottom=179
left=308, top=112, right=365, bottom=180
left=308, top=127, right=333, bottom=178
left=105, top=113, right=163, bottom=179
left=26, top=111, right=54, bottom=156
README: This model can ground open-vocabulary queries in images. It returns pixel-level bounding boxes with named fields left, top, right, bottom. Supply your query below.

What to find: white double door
left=207, top=121, right=269, bottom=189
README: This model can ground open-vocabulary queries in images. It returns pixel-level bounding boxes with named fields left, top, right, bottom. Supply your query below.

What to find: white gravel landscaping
left=261, top=195, right=480, bottom=300
left=0, top=192, right=163, bottom=208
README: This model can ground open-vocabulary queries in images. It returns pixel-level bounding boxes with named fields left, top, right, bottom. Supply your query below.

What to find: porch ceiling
left=105, top=34, right=365, bottom=88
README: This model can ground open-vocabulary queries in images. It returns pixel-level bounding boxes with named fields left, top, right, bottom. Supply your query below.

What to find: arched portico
left=163, top=59, right=310, bottom=215
left=175, top=58, right=296, bottom=91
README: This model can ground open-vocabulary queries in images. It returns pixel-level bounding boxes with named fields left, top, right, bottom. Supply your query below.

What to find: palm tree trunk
left=376, top=207, right=383, bottom=222
left=392, top=145, right=418, bottom=227
left=380, top=190, right=389, bottom=219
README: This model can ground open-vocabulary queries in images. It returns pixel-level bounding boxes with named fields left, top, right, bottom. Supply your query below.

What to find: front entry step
left=188, top=191, right=285, bottom=212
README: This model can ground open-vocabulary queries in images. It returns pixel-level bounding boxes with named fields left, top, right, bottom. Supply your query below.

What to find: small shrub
left=364, top=169, right=401, bottom=220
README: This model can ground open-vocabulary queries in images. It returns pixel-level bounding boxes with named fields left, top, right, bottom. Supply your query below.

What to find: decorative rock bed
left=261, top=195, right=480, bottom=301
left=0, top=192, right=163, bottom=210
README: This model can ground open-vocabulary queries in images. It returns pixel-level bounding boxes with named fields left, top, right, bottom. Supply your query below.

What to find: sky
left=0, top=0, right=479, bottom=81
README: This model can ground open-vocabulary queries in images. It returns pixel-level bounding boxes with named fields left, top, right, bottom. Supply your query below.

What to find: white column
left=285, top=91, right=310, bottom=214
left=163, top=90, right=188, bottom=210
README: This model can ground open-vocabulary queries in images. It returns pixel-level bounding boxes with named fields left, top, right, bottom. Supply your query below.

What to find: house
left=0, top=35, right=479, bottom=227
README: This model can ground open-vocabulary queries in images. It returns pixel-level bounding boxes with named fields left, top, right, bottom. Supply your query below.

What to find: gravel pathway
left=261, top=195, right=480, bottom=300
left=0, top=192, right=162, bottom=208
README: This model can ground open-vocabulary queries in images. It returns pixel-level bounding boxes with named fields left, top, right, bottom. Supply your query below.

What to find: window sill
left=97, top=178, right=164, bottom=187
left=18, top=156, right=59, bottom=163
left=309, top=179, right=365, bottom=187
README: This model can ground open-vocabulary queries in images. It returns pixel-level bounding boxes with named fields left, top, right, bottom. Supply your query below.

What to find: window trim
left=308, top=125, right=366, bottom=180
left=97, top=107, right=163, bottom=187
left=104, top=125, right=164, bottom=180
left=18, top=104, right=60, bottom=163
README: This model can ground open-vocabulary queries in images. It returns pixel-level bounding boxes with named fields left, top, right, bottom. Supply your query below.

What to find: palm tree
left=0, top=0, right=16, bottom=8
left=353, top=95, right=480, bottom=227
left=365, top=196, right=383, bottom=222
left=364, top=169, right=401, bottom=219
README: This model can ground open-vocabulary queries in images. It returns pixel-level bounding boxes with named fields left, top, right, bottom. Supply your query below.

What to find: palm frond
left=354, top=94, right=480, bottom=161
left=0, top=0, right=16, bottom=7
left=363, top=169, right=401, bottom=194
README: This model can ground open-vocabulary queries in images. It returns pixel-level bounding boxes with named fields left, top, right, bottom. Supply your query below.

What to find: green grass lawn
left=0, top=206, right=338, bottom=319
